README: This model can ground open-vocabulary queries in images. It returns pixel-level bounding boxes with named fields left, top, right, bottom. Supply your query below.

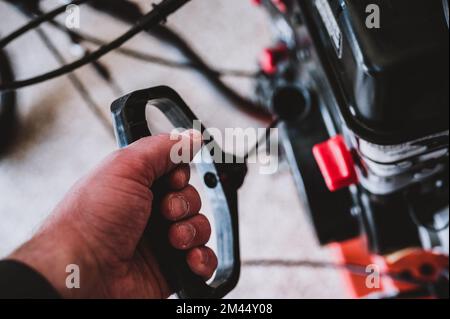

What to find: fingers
left=167, top=212, right=217, bottom=280
left=186, top=247, right=218, bottom=280
left=164, top=164, right=190, bottom=191
left=168, top=214, right=211, bottom=250
left=160, top=185, right=201, bottom=221
left=164, top=187, right=217, bottom=280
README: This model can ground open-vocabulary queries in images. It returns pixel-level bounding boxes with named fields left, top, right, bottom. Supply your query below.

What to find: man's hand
left=9, top=131, right=218, bottom=298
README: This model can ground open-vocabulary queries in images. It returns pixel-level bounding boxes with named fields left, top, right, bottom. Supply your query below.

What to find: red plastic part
left=313, top=135, right=358, bottom=192
left=272, top=0, right=288, bottom=12
left=386, top=249, right=449, bottom=293
left=332, top=238, right=449, bottom=298
left=251, top=0, right=289, bottom=12
left=331, top=237, right=385, bottom=298
left=259, top=44, right=288, bottom=75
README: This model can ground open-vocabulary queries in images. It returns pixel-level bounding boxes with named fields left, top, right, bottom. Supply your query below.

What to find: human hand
left=10, top=131, right=217, bottom=298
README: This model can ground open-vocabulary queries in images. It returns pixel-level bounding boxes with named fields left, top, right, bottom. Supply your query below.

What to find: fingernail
left=200, top=249, right=209, bottom=266
left=170, top=195, right=189, bottom=219
left=177, top=223, right=196, bottom=247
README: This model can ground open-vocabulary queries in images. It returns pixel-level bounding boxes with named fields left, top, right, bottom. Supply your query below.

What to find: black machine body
left=306, top=0, right=449, bottom=145
left=256, top=0, right=449, bottom=258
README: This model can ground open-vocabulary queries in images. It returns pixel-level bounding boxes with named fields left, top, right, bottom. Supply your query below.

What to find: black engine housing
left=300, top=0, right=449, bottom=145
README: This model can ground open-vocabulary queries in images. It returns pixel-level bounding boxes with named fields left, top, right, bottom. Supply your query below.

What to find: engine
left=255, top=0, right=449, bottom=298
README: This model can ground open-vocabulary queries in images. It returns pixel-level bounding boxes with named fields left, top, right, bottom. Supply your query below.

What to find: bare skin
left=9, top=131, right=217, bottom=299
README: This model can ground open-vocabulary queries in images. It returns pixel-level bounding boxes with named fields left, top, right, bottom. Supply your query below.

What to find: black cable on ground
left=1, top=0, right=273, bottom=122
left=148, top=25, right=273, bottom=122
left=0, top=0, right=191, bottom=92
left=244, top=118, right=280, bottom=161
left=48, top=20, right=258, bottom=79
left=34, top=27, right=114, bottom=137
left=85, top=0, right=273, bottom=122
left=0, top=48, right=17, bottom=154
left=0, top=0, right=90, bottom=49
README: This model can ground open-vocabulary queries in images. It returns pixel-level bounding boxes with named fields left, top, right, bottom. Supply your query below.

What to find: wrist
left=9, top=222, right=100, bottom=299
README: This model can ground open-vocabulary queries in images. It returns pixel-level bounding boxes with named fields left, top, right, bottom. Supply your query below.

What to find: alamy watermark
left=65, top=4, right=81, bottom=29
left=366, top=4, right=381, bottom=29
left=65, top=2, right=381, bottom=30
left=365, top=264, right=381, bottom=289
left=169, top=121, right=279, bottom=175
left=65, top=264, right=80, bottom=289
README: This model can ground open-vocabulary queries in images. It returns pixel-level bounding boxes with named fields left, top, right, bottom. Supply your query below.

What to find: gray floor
left=0, top=0, right=345, bottom=298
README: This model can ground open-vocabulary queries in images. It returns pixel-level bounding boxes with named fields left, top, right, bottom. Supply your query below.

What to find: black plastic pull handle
left=111, top=86, right=242, bottom=299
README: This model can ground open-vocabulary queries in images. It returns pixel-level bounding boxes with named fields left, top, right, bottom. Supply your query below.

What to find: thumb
left=119, top=130, right=203, bottom=186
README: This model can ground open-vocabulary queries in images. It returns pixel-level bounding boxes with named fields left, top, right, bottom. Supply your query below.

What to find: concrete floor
left=0, top=0, right=345, bottom=298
